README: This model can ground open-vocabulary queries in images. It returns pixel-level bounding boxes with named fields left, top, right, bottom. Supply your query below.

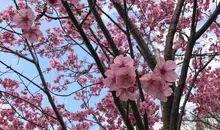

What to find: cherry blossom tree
left=0, top=0, right=219, bottom=130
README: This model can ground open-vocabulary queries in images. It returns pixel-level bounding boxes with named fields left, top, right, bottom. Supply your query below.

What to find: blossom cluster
left=103, top=55, right=138, bottom=101
left=104, top=55, right=178, bottom=102
left=13, top=7, right=42, bottom=43
left=47, top=0, right=78, bottom=7
left=140, top=58, right=178, bottom=102
left=0, top=78, right=19, bottom=90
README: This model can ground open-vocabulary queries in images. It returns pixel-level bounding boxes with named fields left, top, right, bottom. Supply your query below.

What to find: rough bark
left=163, top=0, right=185, bottom=129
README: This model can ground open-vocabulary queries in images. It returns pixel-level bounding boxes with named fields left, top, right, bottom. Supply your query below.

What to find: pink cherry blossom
left=154, top=58, right=178, bottom=82
left=22, top=27, right=42, bottom=43
left=0, top=124, right=9, bottom=129
left=103, top=69, right=118, bottom=90
left=110, top=55, right=134, bottom=70
left=13, top=8, right=34, bottom=30
left=116, top=86, right=138, bottom=101
left=47, top=0, right=78, bottom=6
left=47, top=0, right=62, bottom=6
left=140, top=73, right=172, bottom=102
left=103, top=55, right=137, bottom=101
left=104, top=56, right=136, bottom=90
left=115, top=67, right=136, bottom=87
left=68, top=0, right=78, bottom=4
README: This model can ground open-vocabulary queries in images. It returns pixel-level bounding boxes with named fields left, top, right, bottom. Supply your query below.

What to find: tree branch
left=61, top=1, right=134, bottom=129
left=178, top=54, right=216, bottom=129
left=170, top=0, right=198, bottom=129
left=194, top=2, right=220, bottom=40
left=88, top=0, right=120, bottom=56
left=112, top=0, right=156, bottom=69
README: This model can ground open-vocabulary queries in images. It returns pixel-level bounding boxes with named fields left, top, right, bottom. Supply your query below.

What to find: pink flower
left=0, top=124, right=9, bottom=129
left=140, top=73, right=172, bottom=102
left=115, top=67, right=136, bottom=87
left=111, top=55, right=134, bottom=70
left=103, top=70, right=118, bottom=91
left=47, top=0, right=77, bottom=6
left=13, top=8, right=34, bottom=30
left=68, top=0, right=78, bottom=4
left=22, top=27, right=42, bottom=43
left=47, top=0, right=62, bottom=6
left=104, top=68, right=137, bottom=101
left=116, top=86, right=138, bottom=101
left=154, top=58, right=178, bottom=82
left=103, top=55, right=138, bottom=101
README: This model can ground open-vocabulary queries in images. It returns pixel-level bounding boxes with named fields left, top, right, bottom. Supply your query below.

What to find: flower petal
left=156, top=58, right=165, bottom=69
left=164, top=71, right=178, bottom=82
left=163, top=87, right=173, bottom=96
left=164, top=60, right=177, bottom=70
